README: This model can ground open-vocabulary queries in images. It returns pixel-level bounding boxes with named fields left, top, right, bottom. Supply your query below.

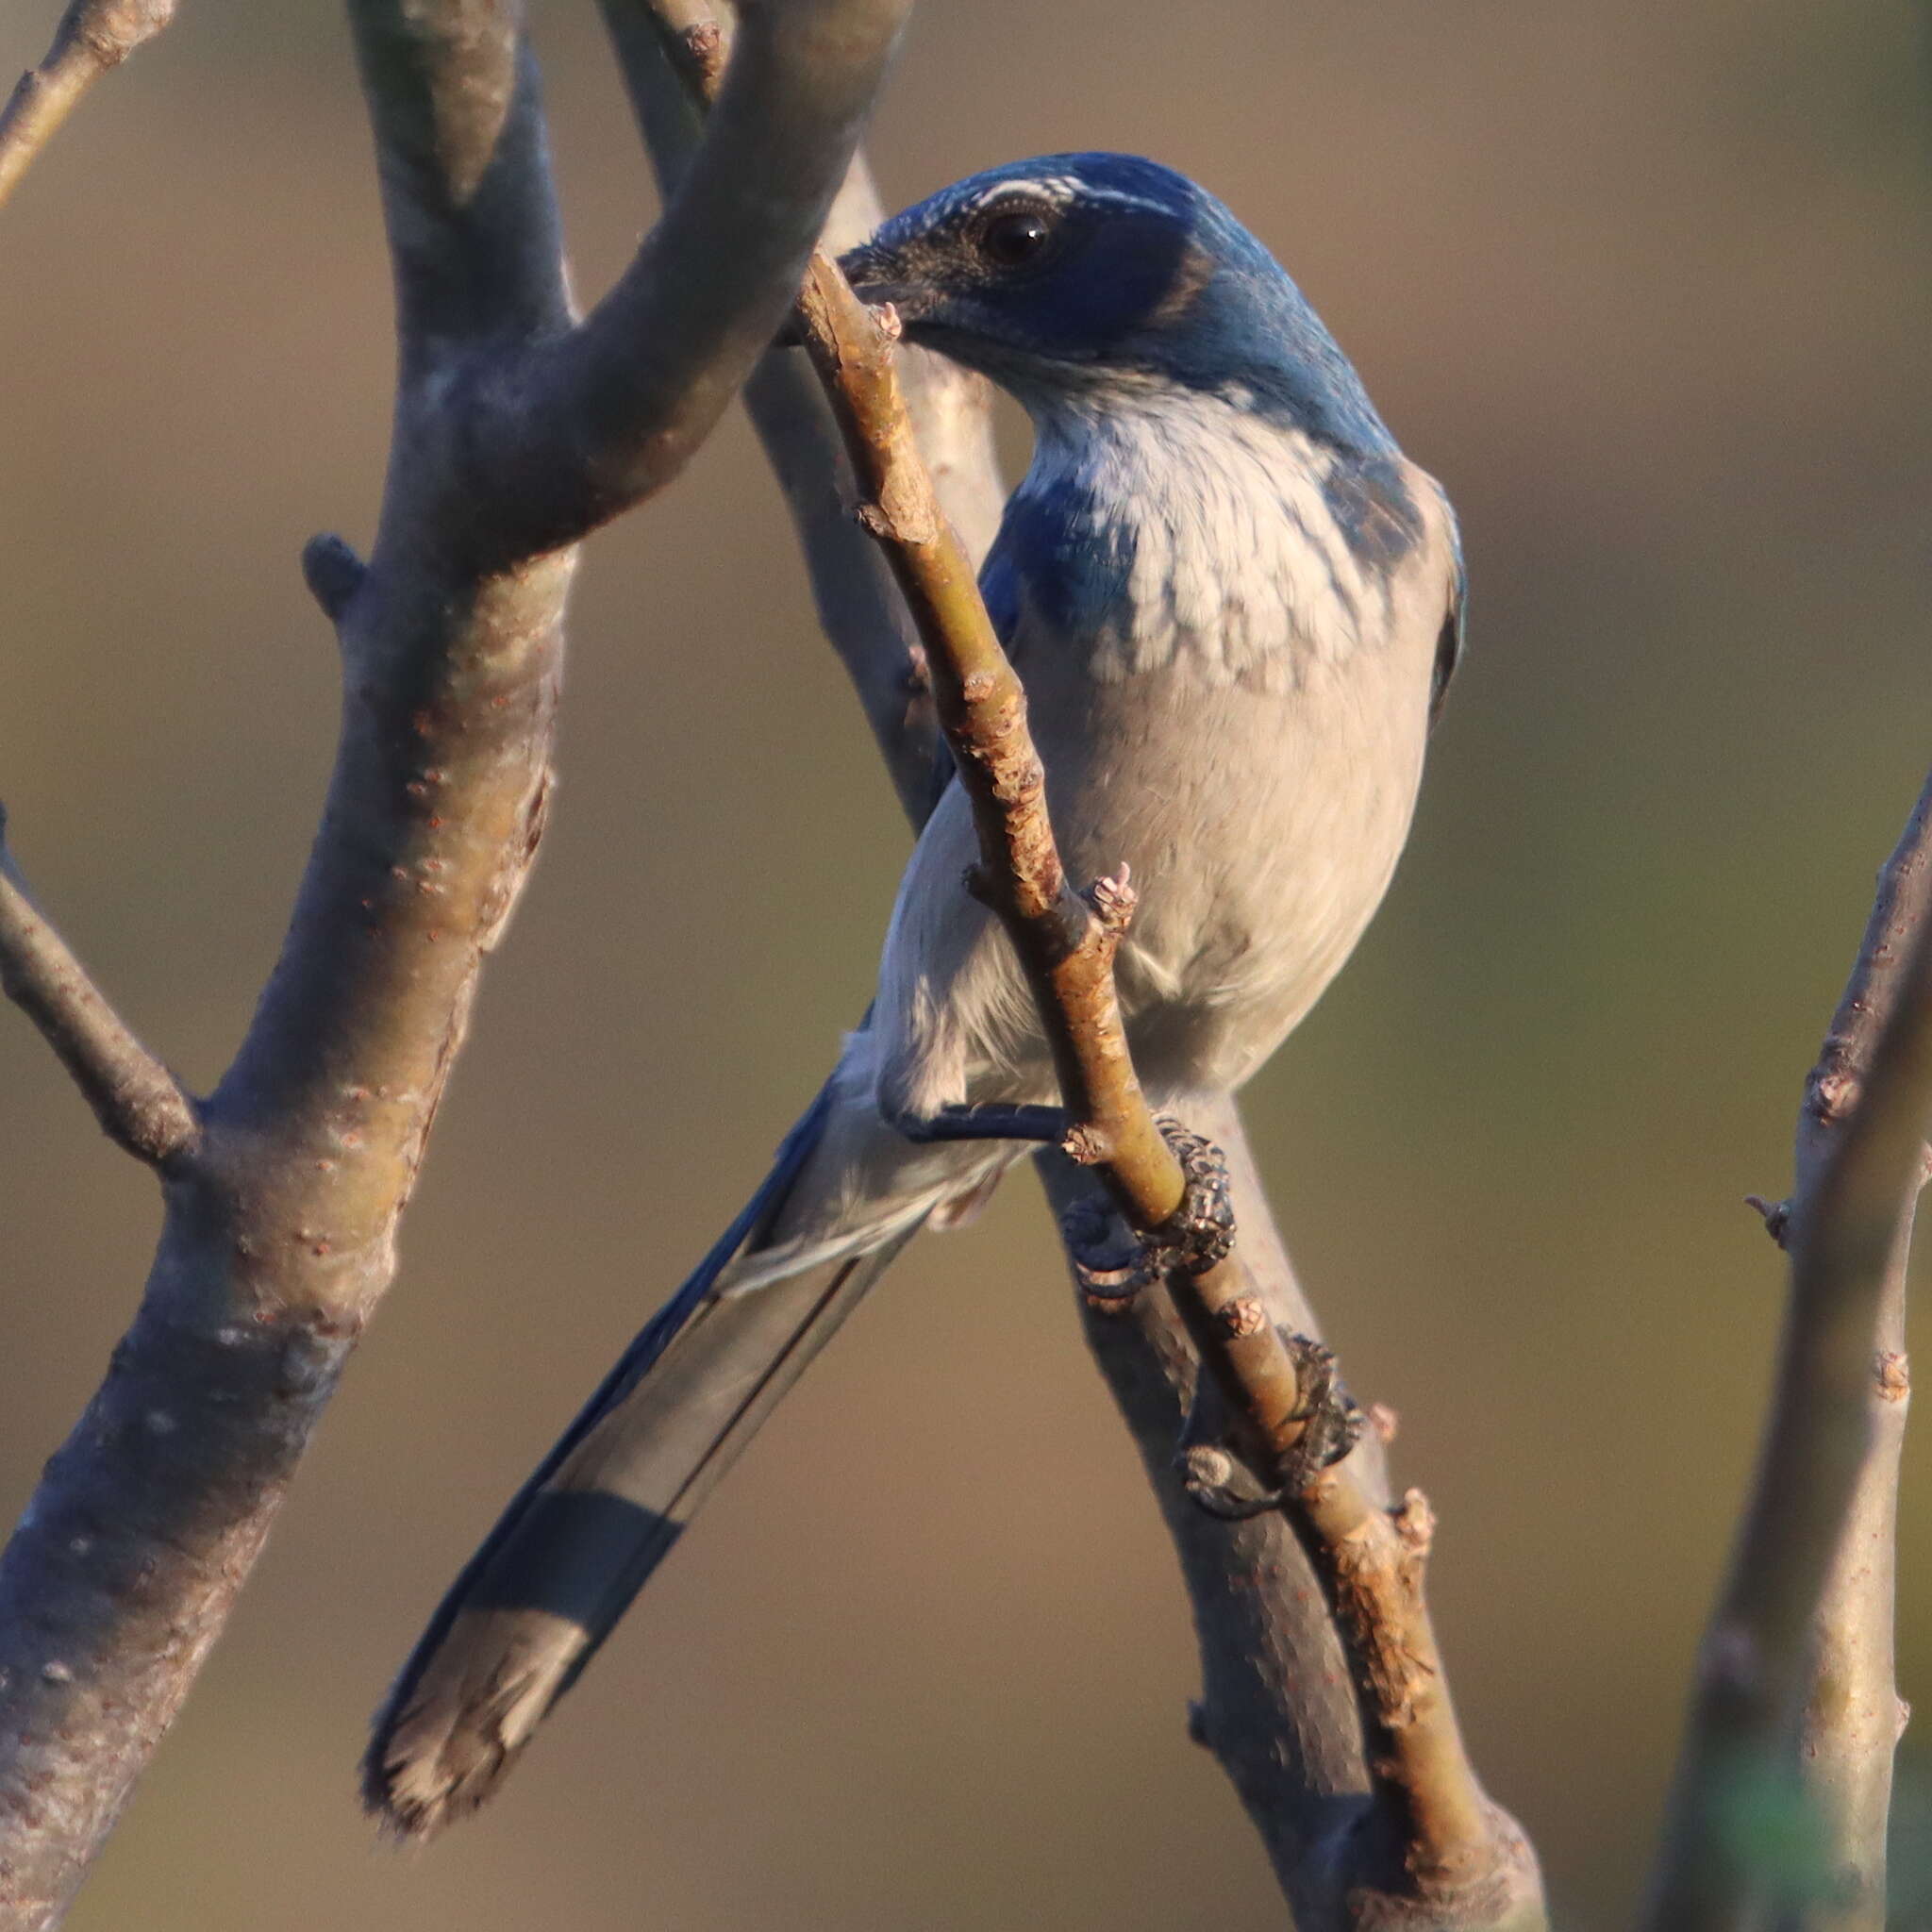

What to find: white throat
left=1020, top=386, right=1395, bottom=689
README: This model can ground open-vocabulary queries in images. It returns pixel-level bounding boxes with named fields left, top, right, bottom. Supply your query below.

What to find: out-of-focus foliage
left=0, top=5, right=1925, bottom=1926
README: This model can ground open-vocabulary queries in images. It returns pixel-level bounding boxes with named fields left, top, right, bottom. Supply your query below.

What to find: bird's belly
left=1041, top=650, right=1430, bottom=1097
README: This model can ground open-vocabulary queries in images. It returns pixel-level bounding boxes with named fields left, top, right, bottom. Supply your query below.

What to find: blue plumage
left=843, top=152, right=1449, bottom=691
left=846, top=152, right=1402, bottom=456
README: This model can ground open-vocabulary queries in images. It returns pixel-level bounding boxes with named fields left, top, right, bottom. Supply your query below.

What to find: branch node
left=1393, top=1487, right=1437, bottom=1557
left=78, top=0, right=178, bottom=67
left=301, top=532, right=369, bottom=625
left=1217, top=1294, right=1268, bottom=1340
left=676, top=20, right=726, bottom=92
left=1806, top=1064, right=1862, bottom=1130
left=1743, top=1191, right=1791, bottom=1247
left=1875, top=1350, right=1909, bottom=1401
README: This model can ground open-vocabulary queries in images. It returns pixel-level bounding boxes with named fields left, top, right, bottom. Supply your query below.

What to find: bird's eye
left=977, top=207, right=1057, bottom=270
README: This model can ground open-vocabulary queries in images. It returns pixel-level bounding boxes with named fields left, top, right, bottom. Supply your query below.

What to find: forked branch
left=0, top=2, right=908, bottom=1923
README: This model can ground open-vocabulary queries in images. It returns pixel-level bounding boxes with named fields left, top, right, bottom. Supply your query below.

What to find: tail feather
left=363, top=1083, right=934, bottom=1839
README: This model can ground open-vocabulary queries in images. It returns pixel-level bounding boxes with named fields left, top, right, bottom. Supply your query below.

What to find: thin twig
left=784, top=119, right=1516, bottom=1926
left=0, top=0, right=175, bottom=212
left=1646, top=766, right=1932, bottom=1931
left=0, top=808, right=196, bottom=1166
left=1796, top=769, right=1932, bottom=1210
left=605, top=27, right=1439, bottom=1911
left=664, top=8, right=1181, bottom=1213
left=652, top=13, right=1533, bottom=1917
left=804, top=254, right=1524, bottom=1922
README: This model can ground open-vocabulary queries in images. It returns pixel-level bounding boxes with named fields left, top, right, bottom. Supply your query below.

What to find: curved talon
left=1144, top=1118, right=1237, bottom=1278
left=1278, top=1336, right=1367, bottom=1488
left=1177, top=1442, right=1287, bottom=1519
left=1174, top=1333, right=1369, bottom=1519
left=1057, top=1120, right=1236, bottom=1306
left=1060, top=1195, right=1152, bottom=1307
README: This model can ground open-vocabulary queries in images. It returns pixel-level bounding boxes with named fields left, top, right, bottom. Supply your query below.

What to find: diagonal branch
left=603, top=25, right=1418, bottom=1911
left=635, top=14, right=1542, bottom=1924
left=0, top=0, right=175, bottom=212
left=0, top=808, right=197, bottom=1166
left=776, top=175, right=1532, bottom=1932
left=604, top=0, right=982, bottom=822
left=1647, top=764, right=1932, bottom=1930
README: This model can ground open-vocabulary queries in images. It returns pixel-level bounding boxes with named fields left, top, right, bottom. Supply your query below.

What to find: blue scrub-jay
left=366, top=152, right=1464, bottom=1834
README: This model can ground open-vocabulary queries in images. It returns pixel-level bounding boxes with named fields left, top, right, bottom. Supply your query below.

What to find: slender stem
left=0, top=815, right=197, bottom=1166
left=1646, top=766, right=1932, bottom=1930
left=643, top=15, right=1539, bottom=1920
left=0, top=0, right=175, bottom=212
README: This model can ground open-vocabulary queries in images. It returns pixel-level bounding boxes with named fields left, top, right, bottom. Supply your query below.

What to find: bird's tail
left=362, top=1082, right=949, bottom=1839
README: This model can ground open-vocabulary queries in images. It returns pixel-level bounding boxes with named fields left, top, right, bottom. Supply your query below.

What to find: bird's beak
left=835, top=242, right=938, bottom=325
left=772, top=243, right=936, bottom=351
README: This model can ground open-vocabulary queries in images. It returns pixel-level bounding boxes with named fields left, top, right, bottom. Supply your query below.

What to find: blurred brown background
left=2, top=3, right=1927, bottom=1925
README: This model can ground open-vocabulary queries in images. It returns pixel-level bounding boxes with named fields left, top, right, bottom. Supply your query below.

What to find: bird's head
left=839, top=153, right=1391, bottom=453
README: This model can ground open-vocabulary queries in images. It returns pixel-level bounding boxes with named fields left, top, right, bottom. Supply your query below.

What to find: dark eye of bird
left=978, top=208, right=1055, bottom=269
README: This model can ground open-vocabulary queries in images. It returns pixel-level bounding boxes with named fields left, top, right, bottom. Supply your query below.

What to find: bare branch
left=343, top=0, right=572, bottom=369
left=604, top=0, right=953, bottom=821
left=599, top=47, right=1413, bottom=1903
left=1038, top=1107, right=1518, bottom=1927
left=344, top=0, right=908, bottom=570
left=789, top=250, right=1191, bottom=1209
left=0, top=0, right=175, bottom=211
left=635, top=25, right=1539, bottom=1921
left=0, top=0, right=909, bottom=1915
left=791, top=166, right=1541, bottom=1932
left=0, top=808, right=196, bottom=1167
left=1795, top=768, right=1932, bottom=1208
left=1647, top=766, right=1932, bottom=1930
left=461, top=0, right=911, bottom=567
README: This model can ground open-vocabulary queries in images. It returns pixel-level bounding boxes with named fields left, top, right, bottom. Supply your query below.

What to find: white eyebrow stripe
left=954, top=175, right=1174, bottom=220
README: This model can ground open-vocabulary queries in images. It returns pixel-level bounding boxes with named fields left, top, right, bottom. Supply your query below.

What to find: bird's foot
left=1143, top=1117, right=1238, bottom=1277
left=1176, top=1336, right=1366, bottom=1519
left=1059, top=1116, right=1236, bottom=1306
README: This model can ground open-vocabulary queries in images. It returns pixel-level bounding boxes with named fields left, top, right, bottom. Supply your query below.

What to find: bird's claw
left=1174, top=1334, right=1366, bottom=1518
left=1145, top=1118, right=1238, bottom=1277
left=1060, top=1194, right=1149, bottom=1308
left=1058, top=1118, right=1236, bottom=1307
